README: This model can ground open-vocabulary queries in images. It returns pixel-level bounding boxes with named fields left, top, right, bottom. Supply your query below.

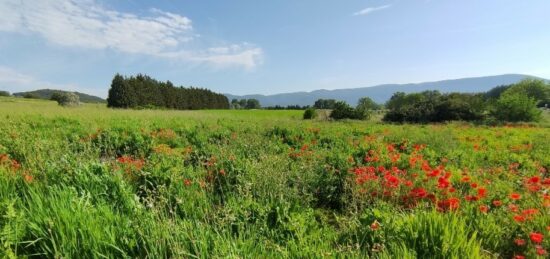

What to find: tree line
left=383, top=79, right=549, bottom=123
left=230, top=99, right=261, bottom=109
left=304, top=79, right=549, bottom=123
left=107, top=74, right=229, bottom=109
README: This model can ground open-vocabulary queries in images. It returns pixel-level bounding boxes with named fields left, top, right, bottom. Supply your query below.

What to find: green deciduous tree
left=356, top=97, right=380, bottom=120
left=490, top=92, right=541, bottom=122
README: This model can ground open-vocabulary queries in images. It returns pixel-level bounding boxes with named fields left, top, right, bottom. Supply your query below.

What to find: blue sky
left=0, top=0, right=549, bottom=98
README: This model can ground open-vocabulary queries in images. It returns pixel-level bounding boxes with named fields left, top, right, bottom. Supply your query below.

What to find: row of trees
left=383, top=79, right=549, bottom=123
left=305, top=79, right=548, bottom=123
left=107, top=74, right=229, bottom=109
left=265, top=105, right=310, bottom=110
left=230, top=99, right=261, bottom=109
left=305, top=97, right=383, bottom=120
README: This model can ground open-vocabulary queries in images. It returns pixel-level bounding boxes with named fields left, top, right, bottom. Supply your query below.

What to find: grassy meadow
left=0, top=96, right=549, bottom=258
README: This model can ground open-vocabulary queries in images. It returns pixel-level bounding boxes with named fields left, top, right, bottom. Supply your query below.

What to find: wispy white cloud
left=0, top=66, right=104, bottom=97
left=353, top=5, right=392, bottom=16
left=0, top=0, right=262, bottom=69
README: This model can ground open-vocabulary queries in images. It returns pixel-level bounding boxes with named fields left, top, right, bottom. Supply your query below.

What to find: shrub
left=0, top=91, right=10, bottom=97
left=355, top=97, right=380, bottom=120
left=329, top=101, right=363, bottom=120
left=23, top=93, right=40, bottom=99
left=490, top=92, right=541, bottom=122
left=303, top=108, right=317, bottom=119
left=54, top=92, right=80, bottom=107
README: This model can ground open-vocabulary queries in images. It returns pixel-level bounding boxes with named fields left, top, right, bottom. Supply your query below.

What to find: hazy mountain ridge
left=13, top=89, right=106, bottom=103
left=225, top=74, right=545, bottom=107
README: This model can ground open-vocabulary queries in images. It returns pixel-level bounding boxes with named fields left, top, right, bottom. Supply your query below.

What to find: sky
left=0, top=0, right=549, bottom=98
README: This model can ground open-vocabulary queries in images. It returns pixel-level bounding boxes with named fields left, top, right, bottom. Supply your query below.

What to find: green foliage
left=0, top=91, right=9, bottom=97
left=384, top=91, right=486, bottom=123
left=330, top=101, right=364, bottom=120
left=485, top=85, right=512, bottom=100
left=0, top=98, right=549, bottom=257
left=52, top=92, right=80, bottom=107
left=490, top=92, right=542, bottom=122
left=23, top=92, right=40, bottom=99
left=107, top=74, right=229, bottom=110
left=313, top=99, right=337, bottom=109
left=302, top=108, right=317, bottom=119
left=246, top=99, right=261, bottom=109
left=231, top=98, right=261, bottom=109
left=356, top=97, right=380, bottom=120
left=504, top=79, right=550, bottom=107
left=14, top=89, right=104, bottom=103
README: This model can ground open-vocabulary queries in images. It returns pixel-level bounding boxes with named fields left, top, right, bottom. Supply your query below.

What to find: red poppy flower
left=513, top=215, right=526, bottom=223
left=510, top=193, right=521, bottom=200
left=370, top=221, right=380, bottom=230
left=410, top=188, right=428, bottom=199
left=530, top=232, right=543, bottom=244
left=514, top=238, right=526, bottom=246
left=527, top=176, right=540, bottom=184
left=184, top=179, right=192, bottom=186
left=437, top=197, right=460, bottom=212
left=492, top=200, right=502, bottom=207
left=479, top=205, right=489, bottom=213
left=536, top=247, right=547, bottom=256
left=477, top=188, right=487, bottom=198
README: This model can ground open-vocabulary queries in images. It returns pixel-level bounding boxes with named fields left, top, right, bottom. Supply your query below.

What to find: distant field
left=0, top=97, right=549, bottom=258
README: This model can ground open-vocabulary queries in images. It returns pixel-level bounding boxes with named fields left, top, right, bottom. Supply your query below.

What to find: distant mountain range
left=13, top=89, right=106, bottom=103
left=8, top=74, right=546, bottom=107
left=225, top=74, right=545, bottom=106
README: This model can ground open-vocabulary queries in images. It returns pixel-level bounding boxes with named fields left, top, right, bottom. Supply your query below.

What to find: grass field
left=1, top=97, right=549, bottom=258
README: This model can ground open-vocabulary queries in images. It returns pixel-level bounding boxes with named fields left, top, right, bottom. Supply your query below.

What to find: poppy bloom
left=530, top=232, right=543, bottom=244
left=437, top=177, right=450, bottom=189
left=510, top=193, right=521, bottom=200
left=410, top=188, right=428, bottom=199
left=492, top=200, right=502, bottom=207
left=184, top=179, right=192, bottom=186
left=536, top=246, right=547, bottom=256
left=437, top=197, right=460, bottom=212
left=465, top=195, right=479, bottom=202
left=23, top=173, right=33, bottom=183
left=513, top=215, right=526, bottom=223
left=514, top=238, right=526, bottom=246
left=527, top=176, right=540, bottom=184
left=460, top=176, right=471, bottom=182
left=509, top=204, right=519, bottom=213
left=479, top=205, right=489, bottom=213
left=522, top=208, right=539, bottom=217
left=513, top=255, right=525, bottom=259
left=370, top=221, right=380, bottom=230
left=477, top=188, right=487, bottom=198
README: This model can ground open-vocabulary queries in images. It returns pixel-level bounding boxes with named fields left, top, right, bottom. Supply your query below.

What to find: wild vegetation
left=383, top=79, right=549, bottom=123
left=0, top=96, right=549, bottom=258
left=13, top=89, right=105, bottom=103
left=107, top=74, right=229, bottom=110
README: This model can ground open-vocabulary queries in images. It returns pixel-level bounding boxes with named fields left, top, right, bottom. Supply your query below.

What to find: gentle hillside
left=226, top=74, right=545, bottom=106
left=13, top=89, right=105, bottom=103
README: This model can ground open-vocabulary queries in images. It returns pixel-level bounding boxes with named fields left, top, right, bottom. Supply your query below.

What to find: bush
left=355, top=97, right=380, bottom=120
left=54, top=92, right=80, bottom=107
left=303, top=108, right=317, bottom=119
left=23, top=93, right=40, bottom=99
left=0, top=91, right=10, bottom=97
left=490, top=92, right=541, bottom=122
left=329, top=101, right=363, bottom=120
